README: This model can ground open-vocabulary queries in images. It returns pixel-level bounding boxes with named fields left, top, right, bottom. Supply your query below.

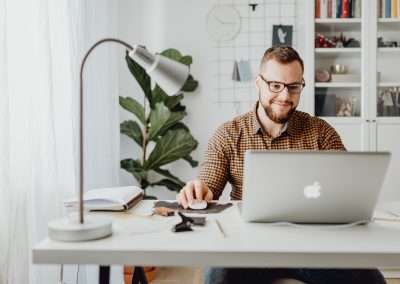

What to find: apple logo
left=303, top=181, right=322, bottom=199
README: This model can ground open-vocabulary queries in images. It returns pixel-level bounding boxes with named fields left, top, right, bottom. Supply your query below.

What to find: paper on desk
left=373, top=209, right=400, bottom=222
left=113, top=214, right=225, bottom=238
left=381, top=202, right=400, bottom=217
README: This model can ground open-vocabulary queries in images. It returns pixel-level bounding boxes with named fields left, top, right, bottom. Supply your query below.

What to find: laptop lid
left=241, top=151, right=391, bottom=223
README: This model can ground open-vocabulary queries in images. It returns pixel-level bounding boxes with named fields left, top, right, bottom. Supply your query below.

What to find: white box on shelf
left=330, top=74, right=360, bottom=82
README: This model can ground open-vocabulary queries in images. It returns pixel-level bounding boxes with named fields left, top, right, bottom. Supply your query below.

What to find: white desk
left=33, top=201, right=400, bottom=269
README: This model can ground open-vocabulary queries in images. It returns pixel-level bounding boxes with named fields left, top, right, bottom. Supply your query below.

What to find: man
left=177, top=46, right=386, bottom=284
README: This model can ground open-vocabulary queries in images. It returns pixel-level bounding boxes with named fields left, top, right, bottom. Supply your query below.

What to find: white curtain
left=0, top=0, right=121, bottom=283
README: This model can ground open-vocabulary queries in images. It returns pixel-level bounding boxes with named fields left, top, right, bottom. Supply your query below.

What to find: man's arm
left=318, top=119, right=347, bottom=151
left=198, top=125, right=230, bottom=199
left=177, top=124, right=230, bottom=208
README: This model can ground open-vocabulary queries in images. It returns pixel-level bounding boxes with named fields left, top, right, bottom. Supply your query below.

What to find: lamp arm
left=79, top=38, right=133, bottom=224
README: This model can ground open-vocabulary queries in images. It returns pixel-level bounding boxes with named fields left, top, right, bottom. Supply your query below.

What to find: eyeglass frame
left=258, top=74, right=306, bottom=94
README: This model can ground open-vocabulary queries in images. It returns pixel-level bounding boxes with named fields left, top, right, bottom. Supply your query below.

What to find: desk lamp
left=48, top=38, right=189, bottom=241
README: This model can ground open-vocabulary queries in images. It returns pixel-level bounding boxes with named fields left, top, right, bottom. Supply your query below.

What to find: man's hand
left=176, top=180, right=213, bottom=209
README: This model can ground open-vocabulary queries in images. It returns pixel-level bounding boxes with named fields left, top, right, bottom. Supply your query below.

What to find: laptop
left=241, top=151, right=391, bottom=224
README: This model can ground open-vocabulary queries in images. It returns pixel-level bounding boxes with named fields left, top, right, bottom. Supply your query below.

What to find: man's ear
left=255, top=75, right=261, bottom=92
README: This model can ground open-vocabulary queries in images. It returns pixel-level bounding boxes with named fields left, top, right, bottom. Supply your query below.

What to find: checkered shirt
left=198, top=103, right=346, bottom=200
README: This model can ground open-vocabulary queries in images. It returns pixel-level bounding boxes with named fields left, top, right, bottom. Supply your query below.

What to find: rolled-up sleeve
left=198, top=125, right=231, bottom=199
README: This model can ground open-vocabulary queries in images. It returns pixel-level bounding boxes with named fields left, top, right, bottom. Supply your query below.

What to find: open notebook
left=64, top=186, right=144, bottom=211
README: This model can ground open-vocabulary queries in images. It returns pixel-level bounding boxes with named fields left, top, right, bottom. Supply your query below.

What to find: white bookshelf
left=378, top=82, right=400, bottom=87
left=315, top=18, right=362, bottom=24
left=378, top=18, right=400, bottom=23
left=378, top=47, right=400, bottom=52
left=305, top=1, right=400, bottom=218
left=315, top=82, right=361, bottom=88
left=315, top=48, right=361, bottom=53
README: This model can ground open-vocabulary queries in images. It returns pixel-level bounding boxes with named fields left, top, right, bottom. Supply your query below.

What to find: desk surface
left=33, top=201, right=400, bottom=268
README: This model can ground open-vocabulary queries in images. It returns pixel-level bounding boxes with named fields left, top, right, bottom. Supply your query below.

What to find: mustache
left=271, top=100, right=293, bottom=106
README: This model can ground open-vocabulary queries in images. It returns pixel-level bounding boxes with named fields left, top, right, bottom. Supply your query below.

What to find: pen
left=215, top=219, right=227, bottom=238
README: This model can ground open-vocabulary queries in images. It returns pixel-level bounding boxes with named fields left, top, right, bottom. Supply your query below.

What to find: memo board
left=209, top=0, right=298, bottom=114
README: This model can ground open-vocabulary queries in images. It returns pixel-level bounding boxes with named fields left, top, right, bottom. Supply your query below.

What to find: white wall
left=117, top=0, right=309, bottom=199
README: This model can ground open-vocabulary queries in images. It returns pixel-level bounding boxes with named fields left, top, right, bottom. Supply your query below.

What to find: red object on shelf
left=328, top=0, right=333, bottom=18
left=342, top=0, right=349, bottom=18
left=315, top=33, right=336, bottom=48
left=316, top=0, right=321, bottom=18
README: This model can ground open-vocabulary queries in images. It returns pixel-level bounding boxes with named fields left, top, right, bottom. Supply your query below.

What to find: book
left=386, top=0, right=391, bottom=18
left=332, top=0, right=337, bottom=18
left=378, top=0, right=382, bottom=18
left=355, top=0, right=361, bottom=17
left=383, top=0, right=386, bottom=18
left=328, top=0, right=333, bottom=17
left=398, top=0, right=400, bottom=18
left=342, top=0, right=349, bottom=18
left=64, top=186, right=144, bottom=211
left=321, top=0, right=328, bottom=18
left=337, top=0, right=342, bottom=17
left=349, top=0, right=353, bottom=17
left=392, top=0, right=398, bottom=17
left=316, top=0, right=321, bottom=18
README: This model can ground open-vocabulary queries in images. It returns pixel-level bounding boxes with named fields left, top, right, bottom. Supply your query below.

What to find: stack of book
left=378, top=0, right=400, bottom=18
left=315, top=0, right=362, bottom=18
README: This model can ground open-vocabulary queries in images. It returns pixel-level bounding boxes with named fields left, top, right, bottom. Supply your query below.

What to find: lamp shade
left=128, top=45, right=189, bottom=95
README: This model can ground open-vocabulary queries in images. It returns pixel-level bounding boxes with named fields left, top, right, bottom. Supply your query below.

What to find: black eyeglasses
left=259, top=74, right=305, bottom=94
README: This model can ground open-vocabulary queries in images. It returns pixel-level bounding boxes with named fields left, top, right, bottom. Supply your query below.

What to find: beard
left=258, top=93, right=296, bottom=124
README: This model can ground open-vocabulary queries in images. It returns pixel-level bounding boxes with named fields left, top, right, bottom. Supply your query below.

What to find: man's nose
left=279, top=86, right=290, bottom=98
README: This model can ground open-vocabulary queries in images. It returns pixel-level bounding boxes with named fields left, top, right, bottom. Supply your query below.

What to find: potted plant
left=120, top=48, right=199, bottom=282
left=120, top=48, right=199, bottom=198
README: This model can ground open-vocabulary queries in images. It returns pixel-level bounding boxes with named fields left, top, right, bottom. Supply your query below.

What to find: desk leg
left=132, top=267, right=148, bottom=284
left=99, top=266, right=110, bottom=284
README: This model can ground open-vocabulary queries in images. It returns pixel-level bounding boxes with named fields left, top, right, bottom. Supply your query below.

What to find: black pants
left=204, top=268, right=386, bottom=284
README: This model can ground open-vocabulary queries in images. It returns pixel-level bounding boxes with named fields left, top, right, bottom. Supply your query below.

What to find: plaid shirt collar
left=252, top=102, right=296, bottom=136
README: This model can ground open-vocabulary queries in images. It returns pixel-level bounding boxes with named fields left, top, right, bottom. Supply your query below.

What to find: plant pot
left=124, top=265, right=157, bottom=283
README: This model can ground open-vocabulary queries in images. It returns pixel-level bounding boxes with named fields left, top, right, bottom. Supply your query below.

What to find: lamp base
left=48, top=215, right=112, bottom=242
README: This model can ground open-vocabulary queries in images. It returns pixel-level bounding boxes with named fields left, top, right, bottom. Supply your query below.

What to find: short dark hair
left=260, top=46, right=304, bottom=72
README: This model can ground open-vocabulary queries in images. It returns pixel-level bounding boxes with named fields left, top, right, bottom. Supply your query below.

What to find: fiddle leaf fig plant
left=120, top=48, right=199, bottom=199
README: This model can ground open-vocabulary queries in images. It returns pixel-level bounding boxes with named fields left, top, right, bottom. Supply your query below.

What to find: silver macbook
left=241, top=151, right=391, bottom=223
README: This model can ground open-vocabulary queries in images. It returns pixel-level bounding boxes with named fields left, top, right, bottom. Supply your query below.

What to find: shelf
left=378, top=18, right=400, bottom=23
left=318, top=117, right=363, bottom=123
left=315, top=48, right=361, bottom=53
left=315, top=82, right=361, bottom=88
left=378, top=47, right=400, bottom=52
left=378, top=82, right=400, bottom=87
left=315, top=18, right=362, bottom=24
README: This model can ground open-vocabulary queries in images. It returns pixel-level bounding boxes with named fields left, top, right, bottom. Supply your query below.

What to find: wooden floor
left=147, top=267, right=400, bottom=284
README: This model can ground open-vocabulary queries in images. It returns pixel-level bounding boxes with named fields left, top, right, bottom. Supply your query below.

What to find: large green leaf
left=183, top=155, right=199, bottom=167
left=120, top=159, right=147, bottom=182
left=152, top=85, right=186, bottom=110
left=165, top=94, right=184, bottom=110
left=119, top=96, right=145, bottom=124
left=151, top=179, right=183, bottom=192
left=160, top=49, right=182, bottom=61
left=179, top=55, right=192, bottom=66
left=125, top=51, right=152, bottom=104
left=144, top=195, right=158, bottom=200
left=151, top=167, right=186, bottom=192
left=145, top=129, right=198, bottom=170
left=158, top=121, right=188, bottom=137
left=148, top=103, right=170, bottom=140
left=120, top=120, right=143, bottom=146
left=148, top=103, right=186, bottom=141
left=162, top=111, right=185, bottom=134
left=154, top=167, right=185, bottom=186
left=150, top=85, right=166, bottom=108
left=181, top=75, right=199, bottom=92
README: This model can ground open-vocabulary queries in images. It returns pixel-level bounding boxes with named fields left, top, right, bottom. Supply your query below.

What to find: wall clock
left=207, top=5, right=241, bottom=42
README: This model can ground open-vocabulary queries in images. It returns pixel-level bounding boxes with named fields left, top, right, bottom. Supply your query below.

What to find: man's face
left=255, top=59, right=304, bottom=124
